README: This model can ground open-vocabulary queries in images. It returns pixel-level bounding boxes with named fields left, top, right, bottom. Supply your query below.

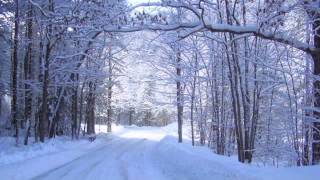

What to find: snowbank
left=0, top=133, right=111, bottom=179
left=151, top=135, right=320, bottom=180
left=151, top=136, right=256, bottom=180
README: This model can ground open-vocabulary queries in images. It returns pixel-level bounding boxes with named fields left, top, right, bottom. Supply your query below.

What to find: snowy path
left=30, top=137, right=169, bottom=180
left=1, top=125, right=319, bottom=180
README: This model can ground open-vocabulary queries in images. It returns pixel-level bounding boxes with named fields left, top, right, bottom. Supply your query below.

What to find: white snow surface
left=0, top=123, right=319, bottom=180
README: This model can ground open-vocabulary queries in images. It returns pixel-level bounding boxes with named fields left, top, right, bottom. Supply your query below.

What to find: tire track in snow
left=83, top=138, right=148, bottom=180
left=30, top=137, right=148, bottom=180
left=29, top=137, right=123, bottom=180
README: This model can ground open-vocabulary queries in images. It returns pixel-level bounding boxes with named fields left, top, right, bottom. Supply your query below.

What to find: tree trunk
left=129, top=108, right=133, bottom=126
left=11, top=0, right=20, bottom=144
left=0, top=95, right=2, bottom=117
left=49, top=87, right=64, bottom=138
left=107, top=48, right=112, bottom=132
left=190, top=53, right=197, bottom=146
left=176, top=51, right=183, bottom=143
left=86, top=81, right=95, bottom=135
left=71, top=73, right=78, bottom=139
left=220, top=49, right=226, bottom=155
left=310, top=6, right=320, bottom=165
left=312, top=51, right=320, bottom=164
left=225, top=38, right=245, bottom=162
left=39, top=0, right=54, bottom=142
left=39, top=43, right=50, bottom=142
left=23, top=2, right=33, bottom=145
left=77, top=81, right=85, bottom=138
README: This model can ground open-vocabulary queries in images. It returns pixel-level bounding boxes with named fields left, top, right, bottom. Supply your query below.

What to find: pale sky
left=128, top=0, right=159, bottom=5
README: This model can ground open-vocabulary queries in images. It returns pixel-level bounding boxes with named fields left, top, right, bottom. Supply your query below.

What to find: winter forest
left=0, top=0, right=320, bottom=179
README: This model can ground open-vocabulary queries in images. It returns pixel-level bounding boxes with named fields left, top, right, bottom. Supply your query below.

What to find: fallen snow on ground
left=0, top=135, right=105, bottom=166
left=0, top=123, right=319, bottom=180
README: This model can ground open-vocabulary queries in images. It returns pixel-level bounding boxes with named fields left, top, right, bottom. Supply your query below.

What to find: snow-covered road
left=31, top=138, right=158, bottom=180
left=28, top=127, right=251, bottom=180
left=1, top=124, right=319, bottom=180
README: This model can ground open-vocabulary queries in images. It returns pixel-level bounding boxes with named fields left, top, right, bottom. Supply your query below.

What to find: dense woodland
left=1, top=0, right=320, bottom=167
